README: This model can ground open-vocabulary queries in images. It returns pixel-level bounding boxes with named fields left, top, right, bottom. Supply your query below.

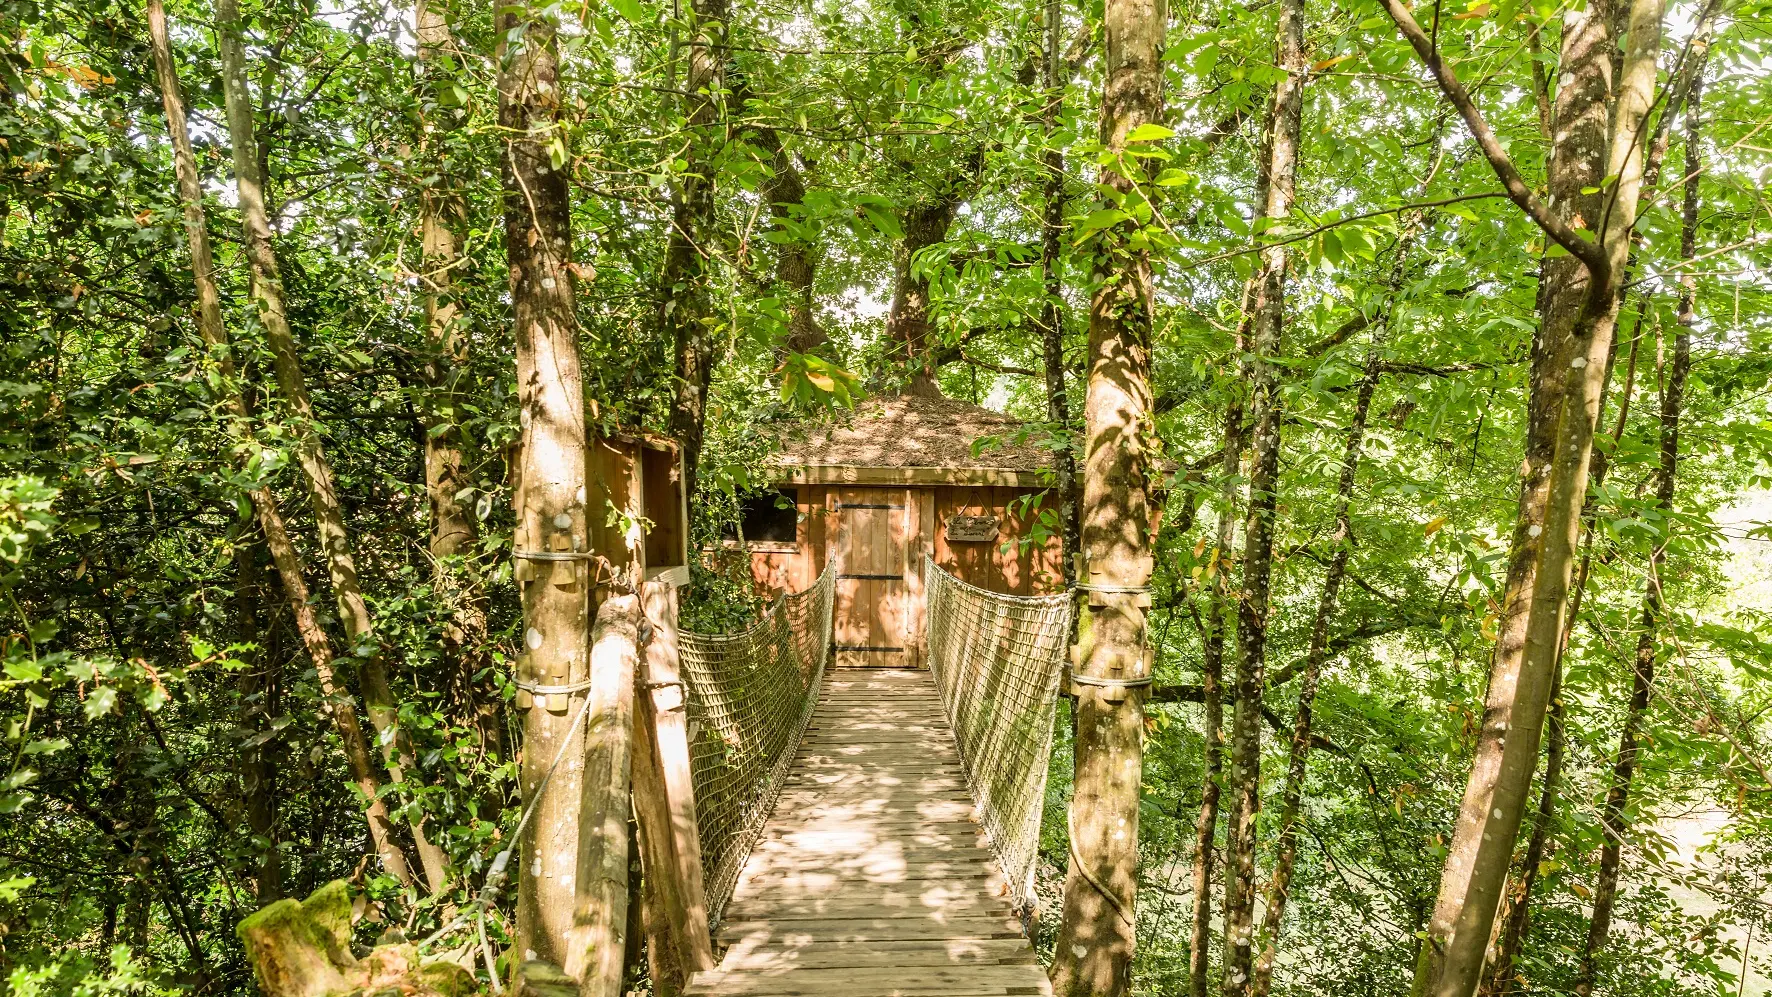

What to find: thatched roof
left=765, top=394, right=1056, bottom=473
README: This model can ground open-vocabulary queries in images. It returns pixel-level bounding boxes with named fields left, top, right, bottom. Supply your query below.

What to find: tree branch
left=1375, top=0, right=1610, bottom=277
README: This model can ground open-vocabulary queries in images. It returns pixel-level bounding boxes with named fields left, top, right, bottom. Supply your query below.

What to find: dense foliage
left=2, top=0, right=1770, bottom=992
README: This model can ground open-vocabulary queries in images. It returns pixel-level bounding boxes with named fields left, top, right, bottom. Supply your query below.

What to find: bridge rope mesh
left=677, top=559, right=835, bottom=925
left=924, top=556, right=1073, bottom=916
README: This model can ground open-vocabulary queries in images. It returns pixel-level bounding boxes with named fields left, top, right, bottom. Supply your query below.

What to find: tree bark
left=1040, top=0, right=1079, bottom=581
left=1188, top=344, right=1245, bottom=997
left=216, top=0, right=448, bottom=894
left=632, top=582, right=715, bottom=996
left=1573, top=57, right=1703, bottom=997
left=1381, top=0, right=1668, bottom=991
left=884, top=196, right=968, bottom=398
left=664, top=0, right=730, bottom=510
left=149, top=0, right=414, bottom=889
left=415, top=0, right=499, bottom=765
left=1047, top=0, right=1163, bottom=990
left=235, top=538, right=284, bottom=905
left=1250, top=226, right=1412, bottom=997
left=498, top=0, right=594, bottom=966
left=563, top=595, right=640, bottom=997
left=1220, top=0, right=1306, bottom=988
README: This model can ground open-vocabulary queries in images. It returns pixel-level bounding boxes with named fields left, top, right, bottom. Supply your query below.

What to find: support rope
left=923, top=556, right=1073, bottom=919
left=677, top=558, right=836, bottom=927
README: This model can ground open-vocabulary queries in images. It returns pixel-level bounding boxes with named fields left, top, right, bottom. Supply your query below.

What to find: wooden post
left=633, top=582, right=716, bottom=992
left=564, top=594, right=640, bottom=997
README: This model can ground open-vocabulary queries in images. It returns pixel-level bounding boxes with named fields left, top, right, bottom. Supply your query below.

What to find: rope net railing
left=924, top=556, right=1073, bottom=917
left=677, top=559, right=835, bottom=925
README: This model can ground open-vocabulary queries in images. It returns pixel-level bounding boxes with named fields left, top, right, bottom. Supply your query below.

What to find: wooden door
left=828, top=488, right=925, bottom=668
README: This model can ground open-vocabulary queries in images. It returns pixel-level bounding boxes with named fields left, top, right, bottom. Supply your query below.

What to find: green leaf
left=83, top=686, right=118, bottom=719
left=1125, top=123, right=1175, bottom=143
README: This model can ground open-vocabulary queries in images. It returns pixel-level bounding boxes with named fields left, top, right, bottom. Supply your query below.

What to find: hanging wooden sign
left=945, top=513, right=1000, bottom=543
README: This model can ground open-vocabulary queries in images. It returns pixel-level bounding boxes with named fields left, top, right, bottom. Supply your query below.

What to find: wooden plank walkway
left=685, top=669, right=1053, bottom=997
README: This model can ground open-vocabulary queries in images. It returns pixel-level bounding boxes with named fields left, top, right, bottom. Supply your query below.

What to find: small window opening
left=736, top=488, right=798, bottom=545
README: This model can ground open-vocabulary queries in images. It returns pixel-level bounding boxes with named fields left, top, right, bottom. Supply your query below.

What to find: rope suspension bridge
left=673, top=558, right=1074, bottom=996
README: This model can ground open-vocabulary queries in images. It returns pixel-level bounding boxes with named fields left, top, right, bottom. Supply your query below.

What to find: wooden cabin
left=740, top=394, right=1066, bottom=669
left=588, top=428, right=691, bottom=588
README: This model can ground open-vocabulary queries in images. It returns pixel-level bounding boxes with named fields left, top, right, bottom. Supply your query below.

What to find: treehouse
left=740, top=394, right=1068, bottom=669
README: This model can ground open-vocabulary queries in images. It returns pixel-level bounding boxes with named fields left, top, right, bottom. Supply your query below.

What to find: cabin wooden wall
left=746, top=483, right=1064, bottom=600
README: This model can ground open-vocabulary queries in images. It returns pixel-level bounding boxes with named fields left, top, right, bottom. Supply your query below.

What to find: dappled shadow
left=685, top=670, right=1052, bottom=994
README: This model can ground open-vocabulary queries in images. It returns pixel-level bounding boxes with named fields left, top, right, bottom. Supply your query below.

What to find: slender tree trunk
left=1188, top=369, right=1244, bottom=997
left=1383, top=0, right=1667, bottom=990
left=498, top=1, right=593, bottom=966
left=1040, top=0, right=1079, bottom=581
left=664, top=0, right=730, bottom=509
left=1047, top=0, right=1163, bottom=989
left=415, top=0, right=500, bottom=765
left=235, top=539, right=284, bottom=905
left=149, top=0, right=415, bottom=889
left=215, top=0, right=448, bottom=893
left=1250, top=227, right=1412, bottom=996
left=1220, top=0, right=1306, bottom=989
left=1574, top=59, right=1703, bottom=997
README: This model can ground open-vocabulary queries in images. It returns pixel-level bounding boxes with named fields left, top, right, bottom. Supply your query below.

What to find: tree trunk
left=415, top=0, right=500, bottom=765
left=148, top=0, right=414, bottom=890
left=665, top=0, right=731, bottom=511
left=1046, top=0, right=1163, bottom=989
left=563, top=595, right=640, bottom=997
left=215, top=0, right=448, bottom=894
left=1384, top=0, right=1667, bottom=990
left=1220, top=0, right=1306, bottom=988
left=1040, top=0, right=1079, bottom=581
left=884, top=198, right=966, bottom=398
left=632, top=582, right=715, bottom=996
left=235, top=538, right=284, bottom=906
left=1188, top=363, right=1244, bottom=997
left=1573, top=58, right=1702, bottom=997
left=498, top=0, right=593, bottom=966
left=1250, top=228, right=1410, bottom=997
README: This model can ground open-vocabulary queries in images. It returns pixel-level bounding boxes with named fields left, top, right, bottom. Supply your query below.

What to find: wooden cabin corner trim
left=772, top=463, right=1052, bottom=488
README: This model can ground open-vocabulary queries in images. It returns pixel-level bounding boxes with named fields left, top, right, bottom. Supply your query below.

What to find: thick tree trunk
left=563, top=596, right=640, bottom=997
left=415, top=0, right=500, bottom=764
left=665, top=0, right=730, bottom=509
left=1385, top=0, right=1667, bottom=991
left=1188, top=364, right=1244, bottom=997
left=884, top=199, right=966, bottom=398
left=1040, top=0, right=1079, bottom=580
left=1220, top=0, right=1305, bottom=989
left=216, top=0, right=448, bottom=894
left=498, top=0, right=593, bottom=967
left=1573, top=60, right=1702, bottom=997
left=149, top=0, right=414, bottom=889
left=1047, top=0, right=1163, bottom=990
left=1250, top=233, right=1409, bottom=996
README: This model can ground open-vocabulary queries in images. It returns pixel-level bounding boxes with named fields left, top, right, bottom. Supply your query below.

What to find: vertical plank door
left=829, top=488, right=921, bottom=668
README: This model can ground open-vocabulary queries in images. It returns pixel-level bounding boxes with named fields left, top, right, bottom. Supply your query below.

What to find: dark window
left=738, top=488, right=798, bottom=544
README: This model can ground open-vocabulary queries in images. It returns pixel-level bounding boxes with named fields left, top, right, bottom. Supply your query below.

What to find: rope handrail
left=923, top=555, right=1073, bottom=919
left=677, top=558, right=836, bottom=927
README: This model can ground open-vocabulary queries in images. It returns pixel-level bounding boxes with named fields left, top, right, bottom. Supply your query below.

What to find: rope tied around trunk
left=923, top=556, right=1073, bottom=921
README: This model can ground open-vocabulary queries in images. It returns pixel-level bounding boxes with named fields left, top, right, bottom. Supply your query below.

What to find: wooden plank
left=714, top=938, right=1036, bottom=971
